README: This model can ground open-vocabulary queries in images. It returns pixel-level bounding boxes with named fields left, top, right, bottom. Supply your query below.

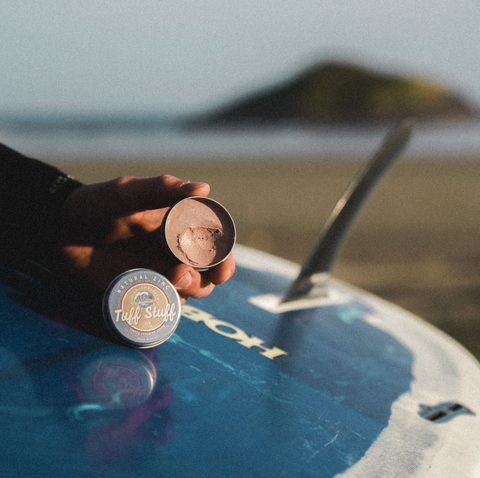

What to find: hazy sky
left=2, top=1, right=480, bottom=115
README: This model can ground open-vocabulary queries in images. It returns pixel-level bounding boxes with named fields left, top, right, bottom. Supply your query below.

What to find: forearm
left=0, top=143, right=83, bottom=264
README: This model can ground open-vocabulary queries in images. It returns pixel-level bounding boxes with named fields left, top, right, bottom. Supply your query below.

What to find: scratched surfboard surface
left=1, top=245, right=480, bottom=477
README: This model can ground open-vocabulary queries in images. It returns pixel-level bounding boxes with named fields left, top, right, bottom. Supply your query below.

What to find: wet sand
left=56, top=154, right=480, bottom=360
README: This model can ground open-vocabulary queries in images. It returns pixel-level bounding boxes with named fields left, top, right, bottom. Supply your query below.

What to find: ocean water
left=1, top=119, right=480, bottom=162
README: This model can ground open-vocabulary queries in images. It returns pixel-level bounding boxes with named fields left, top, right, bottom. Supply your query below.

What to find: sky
left=2, top=1, right=480, bottom=116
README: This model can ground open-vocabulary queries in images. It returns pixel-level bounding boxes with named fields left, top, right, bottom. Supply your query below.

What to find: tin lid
left=162, top=196, right=236, bottom=270
left=102, top=269, right=182, bottom=349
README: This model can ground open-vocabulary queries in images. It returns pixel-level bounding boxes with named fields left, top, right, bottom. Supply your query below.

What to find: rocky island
left=190, top=61, right=477, bottom=126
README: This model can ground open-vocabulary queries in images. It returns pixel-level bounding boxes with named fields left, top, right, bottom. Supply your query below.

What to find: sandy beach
left=55, top=154, right=480, bottom=359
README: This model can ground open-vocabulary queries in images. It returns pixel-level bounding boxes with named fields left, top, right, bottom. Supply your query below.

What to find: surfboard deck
left=0, top=244, right=479, bottom=477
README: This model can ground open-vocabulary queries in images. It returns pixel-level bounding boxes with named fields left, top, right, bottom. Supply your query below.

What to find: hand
left=58, top=174, right=235, bottom=304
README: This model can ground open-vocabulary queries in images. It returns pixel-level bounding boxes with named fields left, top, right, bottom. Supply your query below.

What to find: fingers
left=112, top=175, right=210, bottom=214
left=179, top=180, right=210, bottom=196
left=170, top=255, right=235, bottom=303
left=170, top=264, right=215, bottom=303
left=206, top=254, right=236, bottom=285
left=61, top=242, right=234, bottom=303
left=61, top=175, right=211, bottom=241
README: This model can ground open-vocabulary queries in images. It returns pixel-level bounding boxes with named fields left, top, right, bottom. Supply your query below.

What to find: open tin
left=161, top=196, right=236, bottom=270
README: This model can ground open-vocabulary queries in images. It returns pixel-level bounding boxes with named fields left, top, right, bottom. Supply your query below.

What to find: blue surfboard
left=0, top=244, right=479, bottom=477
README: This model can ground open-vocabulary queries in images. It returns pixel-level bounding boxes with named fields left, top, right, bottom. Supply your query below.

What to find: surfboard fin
left=281, top=120, right=414, bottom=303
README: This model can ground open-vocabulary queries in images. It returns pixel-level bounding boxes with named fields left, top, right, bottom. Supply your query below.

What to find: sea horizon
left=1, top=113, right=479, bottom=162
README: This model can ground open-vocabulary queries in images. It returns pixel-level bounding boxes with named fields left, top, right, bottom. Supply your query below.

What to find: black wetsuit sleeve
left=0, top=143, right=83, bottom=264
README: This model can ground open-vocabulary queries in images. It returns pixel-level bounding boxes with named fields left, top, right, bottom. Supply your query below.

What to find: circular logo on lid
left=103, top=269, right=182, bottom=349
